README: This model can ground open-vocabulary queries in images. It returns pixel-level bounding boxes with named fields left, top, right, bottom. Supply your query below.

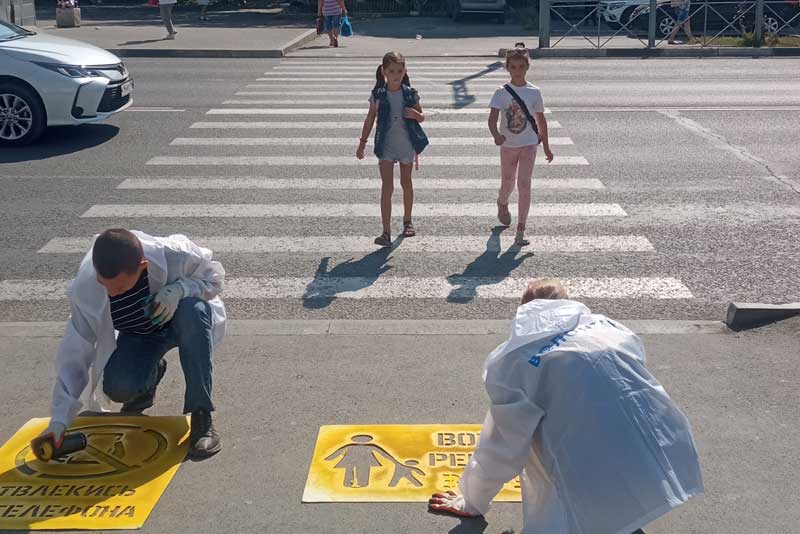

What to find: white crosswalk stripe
left=189, top=121, right=563, bottom=129
left=0, top=278, right=693, bottom=300
left=11, top=57, right=698, bottom=313
left=116, top=178, right=603, bottom=190
left=206, top=108, right=551, bottom=115
left=39, top=236, right=654, bottom=254
left=169, top=137, right=575, bottom=146
left=80, top=203, right=627, bottom=218
left=146, top=156, right=590, bottom=166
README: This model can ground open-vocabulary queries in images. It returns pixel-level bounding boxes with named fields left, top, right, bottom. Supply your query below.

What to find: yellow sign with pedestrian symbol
left=0, top=416, right=190, bottom=530
left=302, top=425, right=522, bottom=502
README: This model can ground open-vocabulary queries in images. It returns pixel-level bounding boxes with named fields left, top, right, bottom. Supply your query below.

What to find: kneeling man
left=38, top=229, right=226, bottom=459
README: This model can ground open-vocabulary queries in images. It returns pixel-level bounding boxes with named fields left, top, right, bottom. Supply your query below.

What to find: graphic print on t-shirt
left=504, top=101, right=529, bottom=135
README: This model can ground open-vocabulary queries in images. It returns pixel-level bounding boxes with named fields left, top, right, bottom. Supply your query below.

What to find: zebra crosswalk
left=5, top=57, right=698, bottom=317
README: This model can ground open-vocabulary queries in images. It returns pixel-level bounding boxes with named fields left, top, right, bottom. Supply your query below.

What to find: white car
left=0, top=20, right=133, bottom=146
left=599, top=0, right=647, bottom=29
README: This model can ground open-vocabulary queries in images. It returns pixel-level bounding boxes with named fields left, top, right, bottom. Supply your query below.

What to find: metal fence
left=538, top=0, right=800, bottom=48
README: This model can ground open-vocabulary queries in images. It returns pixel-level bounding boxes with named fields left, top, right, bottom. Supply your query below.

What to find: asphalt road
left=1, top=57, right=799, bottom=322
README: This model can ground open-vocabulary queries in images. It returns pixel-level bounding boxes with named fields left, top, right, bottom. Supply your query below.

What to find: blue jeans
left=103, top=297, right=214, bottom=414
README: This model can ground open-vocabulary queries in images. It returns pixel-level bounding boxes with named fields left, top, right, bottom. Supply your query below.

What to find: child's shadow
left=446, top=226, right=533, bottom=303
left=303, top=246, right=395, bottom=309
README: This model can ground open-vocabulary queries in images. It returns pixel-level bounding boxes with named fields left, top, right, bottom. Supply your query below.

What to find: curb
left=725, top=302, right=800, bottom=331
left=499, top=46, right=800, bottom=58
left=105, top=28, right=317, bottom=59
left=0, top=319, right=729, bottom=337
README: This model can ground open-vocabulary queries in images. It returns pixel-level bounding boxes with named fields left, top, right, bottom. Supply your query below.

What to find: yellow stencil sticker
left=0, top=416, right=190, bottom=530
left=302, top=425, right=522, bottom=502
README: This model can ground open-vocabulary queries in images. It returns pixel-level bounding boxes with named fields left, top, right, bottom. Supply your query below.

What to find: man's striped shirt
left=109, top=270, right=164, bottom=335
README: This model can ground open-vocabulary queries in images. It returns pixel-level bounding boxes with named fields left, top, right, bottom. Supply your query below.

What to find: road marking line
left=80, top=203, right=624, bottom=218
left=224, top=99, right=498, bottom=105
left=261, top=71, right=511, bottom=76
left=116, top=177, right=600, bottom=190
left=207, top=108, right=551, bottom=115
left=126, top=107, right=186, bottom=112
left=39, top=235, right=653, bottom=254
left=145, top=155, right=587, bottom=166
left=239, top=89, right=499, bottom=95
left=0, top=277, right=693, bottom=300
left=189, top=121, right=562, bottom=129
left=170, top=137, right=574, bottom=146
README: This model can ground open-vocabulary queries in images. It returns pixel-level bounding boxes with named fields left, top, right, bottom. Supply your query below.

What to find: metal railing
left=538, top=0, right=800, bottom=48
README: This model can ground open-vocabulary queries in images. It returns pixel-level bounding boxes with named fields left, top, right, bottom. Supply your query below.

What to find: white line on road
left=275, top=62, right=504, bottom=67
left=80, top=203, right=625, bottom=218
left=207, top=108, right=551, bottom=115
left=39, top=235, right=653, bottom=254
left=116, top=177, right=602, bottom=189
left=126, top=107, right=186, bottom=112
left=254, top=78, right=508, bottom=82
left=261, top=71, right=510, bottom=77
left=169, top=137, right=574, bottom=146
left=146, top=156, right=587, bottom=166
left=223, top=99, right=498, bottom=106
left=239, top=89, right=498, bottom=95
left=0, top=277, right=692, bottom=300
left=189, top=121, right=562, bottom=129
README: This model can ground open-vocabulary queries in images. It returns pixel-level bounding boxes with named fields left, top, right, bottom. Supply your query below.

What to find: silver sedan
left=0, top=20, right=133, bottom=146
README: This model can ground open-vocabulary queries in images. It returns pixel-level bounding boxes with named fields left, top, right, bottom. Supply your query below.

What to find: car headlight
left=33, top=62, right=105, bottom=78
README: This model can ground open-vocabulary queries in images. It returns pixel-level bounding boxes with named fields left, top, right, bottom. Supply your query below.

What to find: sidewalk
left=0, top=317, right=799, bottom=532
left=32, top=6, right=800, bottom=58
left=34, top=4, right=318, bottom=57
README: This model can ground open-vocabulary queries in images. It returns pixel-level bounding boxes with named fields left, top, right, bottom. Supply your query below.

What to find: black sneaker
left=121, top=359, right=167, bottom=413
left=188, top=409, right=222, bottom=460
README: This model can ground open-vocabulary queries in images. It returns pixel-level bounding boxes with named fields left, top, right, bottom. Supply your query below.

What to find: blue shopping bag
left=341, top=16, right=353, bottom=37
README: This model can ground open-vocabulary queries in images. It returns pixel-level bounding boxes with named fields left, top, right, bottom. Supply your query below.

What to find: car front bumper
left=44, top=75, right=133, bottom=126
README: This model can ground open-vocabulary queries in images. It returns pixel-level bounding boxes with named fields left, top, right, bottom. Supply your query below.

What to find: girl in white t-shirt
left=488, top=43, right=554, bottom=246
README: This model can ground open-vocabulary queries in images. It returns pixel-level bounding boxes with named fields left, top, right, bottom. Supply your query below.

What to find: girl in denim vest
left=356, top=51, right=428, bottom=248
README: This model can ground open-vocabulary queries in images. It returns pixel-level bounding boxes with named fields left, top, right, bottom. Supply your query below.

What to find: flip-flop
left=402, top=221, right=416, bottom=237
left=374, top=232, right=391, bottom=247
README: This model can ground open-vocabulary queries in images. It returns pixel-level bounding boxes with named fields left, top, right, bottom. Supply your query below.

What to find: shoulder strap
left=504, top=84, right=540, bottom=139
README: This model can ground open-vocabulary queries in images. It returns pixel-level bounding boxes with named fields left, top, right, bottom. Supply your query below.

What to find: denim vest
left=372, top=84, right=429, bottom=160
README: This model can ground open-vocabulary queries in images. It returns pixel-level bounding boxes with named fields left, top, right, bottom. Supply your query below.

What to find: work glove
left=149, top=282, right=185, bottom=326
left=428, top=491, right=482, bottom=518
left=35, top=421, right=66, bottom=449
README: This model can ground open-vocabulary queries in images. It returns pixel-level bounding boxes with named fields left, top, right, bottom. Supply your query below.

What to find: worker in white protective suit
left=429, top=278, right=703, bottom=534
left=34, top=229, right=226, bottom=460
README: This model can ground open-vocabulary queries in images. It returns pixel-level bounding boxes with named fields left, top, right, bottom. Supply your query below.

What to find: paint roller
left=31, top=432, right=88, bottom=462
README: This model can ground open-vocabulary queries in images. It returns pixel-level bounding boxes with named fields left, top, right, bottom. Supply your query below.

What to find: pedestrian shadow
left=302, top=246, right=395, bottom=309
left=446, top=62, right=503, bottom=108
left=446, top=226, right=533, bottom=303
left=117, top=38, right=171, bottom=45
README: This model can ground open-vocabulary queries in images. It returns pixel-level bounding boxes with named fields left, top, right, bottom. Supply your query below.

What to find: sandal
left=374, top=232, right=392, bottom=247
left=402, top=221, right=416, bottom=237
left=515, top=229, right=529, bottom=247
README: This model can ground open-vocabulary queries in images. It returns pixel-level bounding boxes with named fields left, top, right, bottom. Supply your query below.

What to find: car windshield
left=0, top=20, right=35, bottom=41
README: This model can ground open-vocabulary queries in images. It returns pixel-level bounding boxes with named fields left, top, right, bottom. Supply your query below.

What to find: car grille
left=97, top=82, right=130, bottom=113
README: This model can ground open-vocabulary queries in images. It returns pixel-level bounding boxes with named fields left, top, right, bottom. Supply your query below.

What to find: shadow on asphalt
left=303, top=247, right=394, bottom=309
left=446, top=226, right=534, bottom=304
left=0, top=124, right=119, bottom=163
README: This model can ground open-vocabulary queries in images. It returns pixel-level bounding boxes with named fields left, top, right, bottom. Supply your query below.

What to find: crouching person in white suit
left=429, top=278, right=703, bottom=534
left=35, top=229, right=226, bottom=460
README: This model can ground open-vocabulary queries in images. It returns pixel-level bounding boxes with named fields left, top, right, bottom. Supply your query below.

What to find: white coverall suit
left=50, top=231, right=226, bottom=427
left=459, top=299, right=704, bottom=534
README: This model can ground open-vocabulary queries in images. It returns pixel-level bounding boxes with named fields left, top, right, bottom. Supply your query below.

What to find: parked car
left=446, top=0, right=507, bottom=23
left=600, top=0, right=650, bottom=28
left=0, top=20, right=132, bottom=146
left=629, top=0, right=800, bottom=38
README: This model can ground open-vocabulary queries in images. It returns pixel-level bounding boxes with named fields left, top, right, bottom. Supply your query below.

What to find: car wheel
left=658, top=12, right=676, bottom=37
left=763, top=15, right=780, bottom=34
left=0, top=82, right=46, bottom=147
